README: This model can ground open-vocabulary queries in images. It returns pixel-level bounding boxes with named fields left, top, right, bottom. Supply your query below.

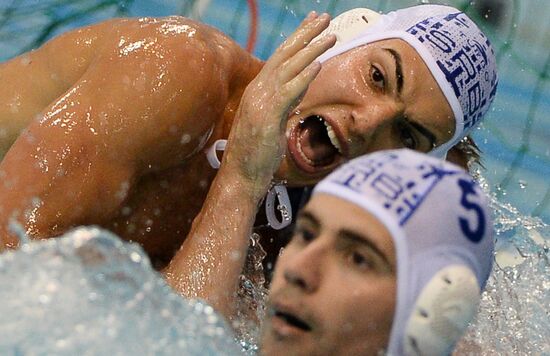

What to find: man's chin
left=259, top=328, right=313, bottom=356
left=274, top=157, right=327, bottom=187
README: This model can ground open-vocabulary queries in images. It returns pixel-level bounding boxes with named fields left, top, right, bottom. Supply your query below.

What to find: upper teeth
left=324, top=121, right=343, bottom=154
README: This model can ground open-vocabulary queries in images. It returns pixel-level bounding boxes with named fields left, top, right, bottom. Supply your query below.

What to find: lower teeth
left=297, top=140, right=314, bottom=165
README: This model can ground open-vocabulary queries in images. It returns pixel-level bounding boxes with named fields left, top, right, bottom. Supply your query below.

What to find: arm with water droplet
left=0, top=17, right=232, bottom=250
left=164, top=12, right=336, bottom=319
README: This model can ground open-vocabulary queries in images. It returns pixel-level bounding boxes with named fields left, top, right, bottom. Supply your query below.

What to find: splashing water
left=455, top=173, right=550, bottom=354
left=233, top=233, right=268, bottom=354
left=0, top=175, right=547, bottom=354
left=0, top=227, right=240, bottom=355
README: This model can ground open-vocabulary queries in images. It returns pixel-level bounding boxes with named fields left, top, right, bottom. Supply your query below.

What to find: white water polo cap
left=317, top=5, right=499, bottom=158
left=313, top=149, right=494, bottom=355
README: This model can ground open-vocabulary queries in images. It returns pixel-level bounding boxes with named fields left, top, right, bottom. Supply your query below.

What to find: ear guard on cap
left=317, top=8, right=381, bottom=46
left=404, top=265, right=480, bottom=356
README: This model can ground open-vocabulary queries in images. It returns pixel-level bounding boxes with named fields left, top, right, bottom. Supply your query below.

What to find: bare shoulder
left=45, top=16, right=249, bottom=169
left=0, top=16, right=250, bottom=168
left=14, top=16, right=244, bottom=94
left=96, top=16, right=241, bottom=82
left=80, top=17, right=245, bottom=164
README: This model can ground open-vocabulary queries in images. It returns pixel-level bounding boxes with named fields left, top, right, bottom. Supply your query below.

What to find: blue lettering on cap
left=406, top=12, right=497, bottom=131
left=330, top=152, right=462, bottom=226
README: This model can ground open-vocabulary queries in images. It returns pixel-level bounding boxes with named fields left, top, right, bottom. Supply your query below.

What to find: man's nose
left=283, top=242, right=326, bottom=294
left=350, top=100, right=405, bottom=140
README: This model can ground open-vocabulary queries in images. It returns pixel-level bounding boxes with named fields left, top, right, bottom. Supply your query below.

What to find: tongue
left=299, top=122, right=337, bottom=164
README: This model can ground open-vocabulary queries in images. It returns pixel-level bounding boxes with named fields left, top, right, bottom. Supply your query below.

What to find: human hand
left=223, top=12, right=336, bottom=198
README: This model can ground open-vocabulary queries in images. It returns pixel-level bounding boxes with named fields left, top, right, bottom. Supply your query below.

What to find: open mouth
left=288, top=115, right=345, bottom=174
left=274, top=310, right=312, bottom=332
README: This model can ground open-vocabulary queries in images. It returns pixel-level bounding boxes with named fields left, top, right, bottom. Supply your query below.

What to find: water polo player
left=160, top=4, right=498, bottom=313
left=260, top=149, right=494, bottom=355
left=0, top=5, right=496, bottom=277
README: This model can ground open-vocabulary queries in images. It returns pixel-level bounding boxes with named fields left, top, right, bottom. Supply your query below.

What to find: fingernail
left=327, top=33, right=336, bottom=40
left=307, top=11, right=317, bottom=19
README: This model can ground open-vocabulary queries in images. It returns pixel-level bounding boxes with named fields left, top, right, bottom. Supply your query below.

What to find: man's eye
left=369, top=66, right=385, bottom=90
left=348, top=251, right=372, bottom=271
left=399, top=125, right=417, bottom=150
left=294, top=227, right=315, bottom=243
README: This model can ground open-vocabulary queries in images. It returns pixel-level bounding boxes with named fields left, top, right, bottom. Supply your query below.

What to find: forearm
left=164, top=12, right=334, bottom=319
left=163, top=165, right=264, bottom=319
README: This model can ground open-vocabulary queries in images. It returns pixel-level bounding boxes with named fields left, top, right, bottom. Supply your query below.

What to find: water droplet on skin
left=230, top=250, right=241, bottom=261
left=8, top=95, right=22, bottom=113
left=180, top=133, right=191, bottom=144
left=20, top=55, right=31, bottom=66
left=115, top=181, right=130, bottom=201
left=127, top=223, right=136, bottom=233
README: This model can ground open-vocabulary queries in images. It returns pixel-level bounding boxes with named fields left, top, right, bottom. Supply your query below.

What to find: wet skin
left=0, top=16, right=264, bottom=264
left=276, top=39, right=455, bottom=186
left=0, top=13, right=454, bottom=269
left=261, top=193, right=397, bottom=356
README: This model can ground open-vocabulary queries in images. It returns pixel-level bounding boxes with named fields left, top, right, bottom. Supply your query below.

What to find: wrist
left=216, top=164, right=271, bottom=203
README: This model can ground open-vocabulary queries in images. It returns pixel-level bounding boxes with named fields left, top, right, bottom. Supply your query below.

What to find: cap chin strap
left=264, top=184, right=292, bottom=229
left=403, top=265, right=480, bottom=356
left=206, top=140, right=292, bottom=230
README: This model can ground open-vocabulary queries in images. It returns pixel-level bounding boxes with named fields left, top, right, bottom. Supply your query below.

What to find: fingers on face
left=268, top=13, right=331, bottom=69
left=277, top=61, right=321, bottom=112
left=305, top=10, right=318, bottom=22
left=278, top=33, right=336, bottom=83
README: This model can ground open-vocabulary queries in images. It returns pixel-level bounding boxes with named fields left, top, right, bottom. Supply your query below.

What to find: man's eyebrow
left=383, top=48, right=403, bottom=95
left=382, top=47, right=438, bottom=149
left=339, top=229, right=393, bottom=271
left=405, top=117, right=437, bottom=149
left=297, top=211, right=320, bottom=227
